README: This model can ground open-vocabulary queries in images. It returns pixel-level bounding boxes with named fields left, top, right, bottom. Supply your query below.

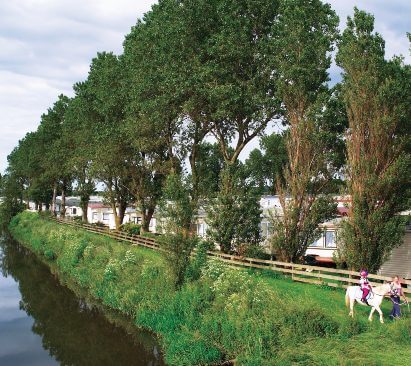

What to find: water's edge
left=1, top=232, right=165, bottom=365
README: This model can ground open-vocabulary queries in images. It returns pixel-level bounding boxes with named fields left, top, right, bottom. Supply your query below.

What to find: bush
left=90, top=221, right=107, bottom=228
left=119, top=222, right=141, bottom=236
left=186, top=240, right=213, bottom=282
left=158, top=233, right=198, bottom=289
left=43, top=249, right=56, bottom=260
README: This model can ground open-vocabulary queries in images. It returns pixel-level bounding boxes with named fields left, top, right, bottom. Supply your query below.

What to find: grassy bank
left=9, top=212, right=411, bottom=365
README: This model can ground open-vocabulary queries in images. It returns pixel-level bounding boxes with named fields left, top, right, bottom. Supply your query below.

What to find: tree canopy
left=1, top=1, right=410, bottom=270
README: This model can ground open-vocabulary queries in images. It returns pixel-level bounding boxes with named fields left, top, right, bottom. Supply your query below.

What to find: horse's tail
left=345, top=289, right=350, bottom=307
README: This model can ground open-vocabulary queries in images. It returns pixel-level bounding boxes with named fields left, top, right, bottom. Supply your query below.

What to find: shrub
left=185, top=239, right=213, bottom=282
left=158, top=233, right=198, bottom=289
left=43, top=249, right=56, bottom=260
left=119, top=222, right=141, bottom=236
left=91, top=221, right=107, bottom=228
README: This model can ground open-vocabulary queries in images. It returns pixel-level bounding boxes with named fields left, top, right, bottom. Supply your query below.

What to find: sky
left=0, top=0, right=410, bottom=174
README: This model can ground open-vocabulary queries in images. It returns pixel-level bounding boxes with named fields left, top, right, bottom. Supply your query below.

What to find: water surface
left=0, top=235, right=164, bottom=366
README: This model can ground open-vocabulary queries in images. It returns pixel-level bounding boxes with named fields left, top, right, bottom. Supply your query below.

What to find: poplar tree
left=336, top=9, right=411, bottom=271
left=37, top=95, right=71, bottom=215
left=269, top=0, right=339, bottom=263
left=83, top=52, right=132, bottom=229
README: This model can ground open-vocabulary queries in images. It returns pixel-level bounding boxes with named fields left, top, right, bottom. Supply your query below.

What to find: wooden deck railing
left=49, top=216, right=411, bottom=296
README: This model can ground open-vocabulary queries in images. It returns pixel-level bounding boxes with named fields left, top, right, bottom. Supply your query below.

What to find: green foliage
left=0, top=174, right=25, bottom=228
left=185, top=239, right=213, bottom=282
left=207, top=169, right=263, bottom=254
left=270, top=195, right=337, bottom=262
left=9, top=212, right=411, bottom=366
left=158, top=233, right=198, bottom=289
left=43, top=249, right=56, bottom=261
left=335, top=8, right=411, bottom=271
left=158, top=174, right=199, bottom=289
left=245, top=133, right=288, bottom=194
left=192, top=143, right=226, bottom=198
left=119, top=222, right=141, bottom=236
left=269, top=0, right=339, bottom=263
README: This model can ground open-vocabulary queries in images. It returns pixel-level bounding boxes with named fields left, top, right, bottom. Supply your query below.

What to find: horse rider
left=360, top=269, right=372, bottom=305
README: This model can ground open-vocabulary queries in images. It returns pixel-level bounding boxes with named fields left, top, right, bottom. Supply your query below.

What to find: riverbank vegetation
left=9, top=211, right=411, bottom=365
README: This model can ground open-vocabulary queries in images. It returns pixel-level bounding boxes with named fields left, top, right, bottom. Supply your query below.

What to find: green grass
left=9, top=211, right=411, bottom=366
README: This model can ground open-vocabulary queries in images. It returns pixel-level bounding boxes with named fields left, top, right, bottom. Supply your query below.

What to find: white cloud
left=0, top=0, right=157, bottom=173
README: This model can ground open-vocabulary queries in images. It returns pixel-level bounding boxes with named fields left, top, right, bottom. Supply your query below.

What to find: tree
left=158, top=174, right=198, bottom=288
left=122, top=11, right=182, bottom=233
left=335, top=8, right=411, bottom=271
left=7, top=132, right=52, bottom=211
left=82, top=52, right=133, bottom=229
left=245, top=133, right=288, bottom=194
left=0, top=173, right=25, bottom=227
left=37, top=95, right=71, bottom=216
left=62, top=86, right=96, bottom=222
left=269, top=0, right=339, bottom=263
left=206, top=167, right=262, bottom=254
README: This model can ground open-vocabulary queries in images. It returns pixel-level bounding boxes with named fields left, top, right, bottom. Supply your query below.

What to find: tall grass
left=9, top=212, right=411, bottom=366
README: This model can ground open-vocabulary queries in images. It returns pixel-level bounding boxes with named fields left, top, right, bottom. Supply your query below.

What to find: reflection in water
left=0, top=236, right=165, bottom=366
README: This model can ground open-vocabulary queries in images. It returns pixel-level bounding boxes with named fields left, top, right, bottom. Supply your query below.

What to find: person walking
left=389, top=276, right=408, bottom=320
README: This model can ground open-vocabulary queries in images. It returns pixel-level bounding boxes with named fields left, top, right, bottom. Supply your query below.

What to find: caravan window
left=103, top=213, right=110, bottom=221
left=325, top=231, right=336, bottom=248
left=260, top=222, right=271, bottom=238
left=309, top=234, right=324, bottom=247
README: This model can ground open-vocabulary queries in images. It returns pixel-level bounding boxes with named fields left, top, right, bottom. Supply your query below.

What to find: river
left=0, top=235, right=165, bottom=366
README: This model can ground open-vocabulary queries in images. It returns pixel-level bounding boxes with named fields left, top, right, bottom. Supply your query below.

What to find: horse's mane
left=372, top=282, right=390, bottom=296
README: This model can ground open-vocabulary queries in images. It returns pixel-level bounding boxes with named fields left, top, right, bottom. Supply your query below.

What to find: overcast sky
left=0, top=0, right=410, bottom=174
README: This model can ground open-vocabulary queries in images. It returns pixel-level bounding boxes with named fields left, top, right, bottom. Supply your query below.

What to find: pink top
left=390, top=282, right=403, bottom=297
left=360, top=277, right=371, bottom=289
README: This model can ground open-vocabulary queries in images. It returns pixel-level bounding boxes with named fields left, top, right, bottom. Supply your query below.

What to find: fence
left=50, top=216, right=411, bottom=297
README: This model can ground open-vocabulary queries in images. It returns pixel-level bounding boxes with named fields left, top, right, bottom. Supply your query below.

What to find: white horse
left=345, top=283, right=393, bottom=323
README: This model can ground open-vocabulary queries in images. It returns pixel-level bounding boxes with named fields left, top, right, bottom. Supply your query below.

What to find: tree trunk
left=111, top=202, right=120, bottom=230
left=80, top=200, right=89, bottom=223
left=141, top=207, right=155, bottom=233
left=119, top=201, right=127, bottom=227
left=51, top=182, right=57, bottom=216
left=61, top=187, right=66, bottom=218
left=189, top=144, right=199, bottom=204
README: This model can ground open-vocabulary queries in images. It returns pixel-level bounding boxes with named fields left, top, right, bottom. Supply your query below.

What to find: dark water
left=0, top=235, right=165, bottom=366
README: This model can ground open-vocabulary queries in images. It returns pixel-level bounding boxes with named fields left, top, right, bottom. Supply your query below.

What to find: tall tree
left=336, top=8, right=411, bottom=271
left=63, top=85, right=96, bottom=222
left=269, top=0, right=339, bottom=263
left=0, top=173, right=25, bottom=227
left=83, top=52, right=133, bottom=229
left=123, top=8, right=183, bottom=232
left=37, top=95, right=71, bottom=216
left=196, top=0, right=281, bottom=172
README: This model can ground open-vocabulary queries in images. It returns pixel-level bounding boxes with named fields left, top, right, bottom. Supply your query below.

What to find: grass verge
left=9, top=211, right=411, bottom=366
